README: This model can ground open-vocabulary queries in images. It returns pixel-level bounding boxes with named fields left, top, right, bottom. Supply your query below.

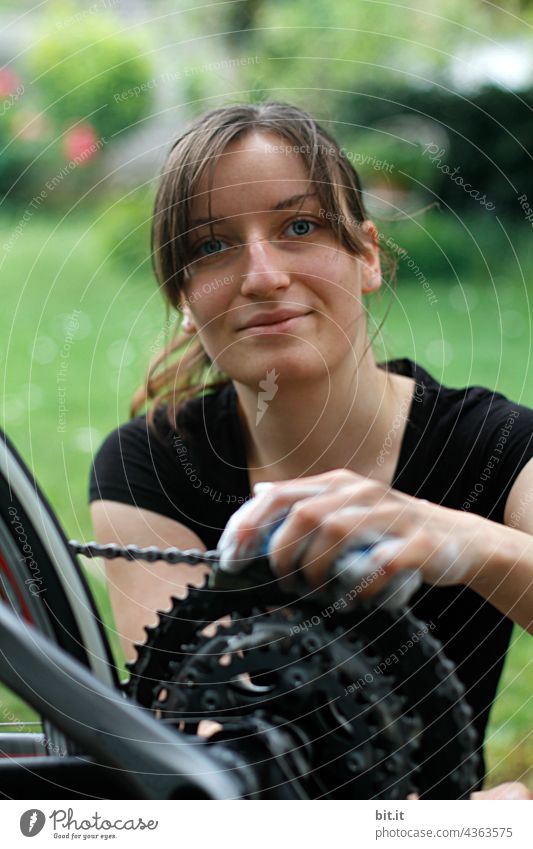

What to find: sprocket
left=125, top=574, right=481, bottom=799
left=342, top=604, right=482, bottom=799
left=149, top=609, right=420, bottom=799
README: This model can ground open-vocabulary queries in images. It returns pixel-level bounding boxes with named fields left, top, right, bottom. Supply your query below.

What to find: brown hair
left=131, top=101, right=394, bottom=427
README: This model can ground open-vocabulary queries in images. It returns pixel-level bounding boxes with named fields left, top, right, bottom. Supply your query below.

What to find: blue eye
left=287, top=219, right=315, bottom=237
left=197, top=238, right=228, bottom=257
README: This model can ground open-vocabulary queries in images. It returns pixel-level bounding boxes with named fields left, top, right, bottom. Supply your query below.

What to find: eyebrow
left=189, top=192, right=318, bottom=228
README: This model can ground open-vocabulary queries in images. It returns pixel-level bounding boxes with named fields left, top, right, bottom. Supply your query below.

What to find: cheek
left=332, top=249, right=362, bottom=287
left=187, top=282, right=232, bottom=324
left=188, top=293, right=235, bottom=361
left=322, top=258, right=364, bottom=324
left=313, top=246, right=361, bottom=293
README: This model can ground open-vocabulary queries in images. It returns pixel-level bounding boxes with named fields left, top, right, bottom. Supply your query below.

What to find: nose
left=239, top=238, right=291, bottom=298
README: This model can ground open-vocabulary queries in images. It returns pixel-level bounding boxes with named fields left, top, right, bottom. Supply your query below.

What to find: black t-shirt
left=89, top=357, right=533, bottom=784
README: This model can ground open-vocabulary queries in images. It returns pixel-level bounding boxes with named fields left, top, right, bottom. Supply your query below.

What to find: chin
left=226, top=349, right=332, bottom=387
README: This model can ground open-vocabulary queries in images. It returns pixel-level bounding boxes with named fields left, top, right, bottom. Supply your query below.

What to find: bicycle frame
left=0, top=599, right=242, bottom=799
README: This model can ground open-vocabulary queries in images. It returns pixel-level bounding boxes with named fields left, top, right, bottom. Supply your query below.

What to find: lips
left=239, top=309, right=312, bottom=330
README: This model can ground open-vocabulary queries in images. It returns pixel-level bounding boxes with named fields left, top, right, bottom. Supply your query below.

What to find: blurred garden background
left=0, top=0, right=532, bottom=789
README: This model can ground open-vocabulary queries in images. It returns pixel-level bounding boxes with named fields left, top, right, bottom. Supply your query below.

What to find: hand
left=408, top=782, right=533, bottom=800
left=218, top=470, right=492, bottom=598
left=470, top=782, right=533, bottom=800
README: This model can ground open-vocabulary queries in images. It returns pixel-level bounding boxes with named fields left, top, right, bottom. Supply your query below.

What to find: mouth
left=238, top=312, right=313, bottom=335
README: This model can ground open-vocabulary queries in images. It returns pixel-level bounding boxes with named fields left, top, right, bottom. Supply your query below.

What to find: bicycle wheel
left=0, top=428, right=117, bottom=757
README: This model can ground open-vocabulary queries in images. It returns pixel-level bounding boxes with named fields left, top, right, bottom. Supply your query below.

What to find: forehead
left=189, top=131, right=316, bottom=220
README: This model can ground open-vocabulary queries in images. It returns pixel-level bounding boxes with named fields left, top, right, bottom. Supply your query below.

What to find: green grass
left=0, top=212, right=531, bottom=789
left=485, top=627, right=533, bottom=789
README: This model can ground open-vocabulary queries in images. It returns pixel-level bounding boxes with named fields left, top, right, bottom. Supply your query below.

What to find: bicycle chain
left=68, top=539, right=219, bottom=566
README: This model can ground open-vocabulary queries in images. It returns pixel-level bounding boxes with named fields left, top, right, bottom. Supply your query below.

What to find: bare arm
left=466, top=456, right=533, bottom=634
left=90, top=500, right=210, bottom=663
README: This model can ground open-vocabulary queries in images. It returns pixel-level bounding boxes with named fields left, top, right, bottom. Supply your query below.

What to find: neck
left=233, top=353, right=406, bottom=483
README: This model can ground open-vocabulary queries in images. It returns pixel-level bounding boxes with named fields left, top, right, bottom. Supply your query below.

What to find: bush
left=374, top=209, right=532, bottom=286
left=0, top=11, right=154, bottom=205
left=94, top=186, right=155, bottom=281
left=337, top=84, right=533, bottom=216
left=28, top=13, right=154, bottom=142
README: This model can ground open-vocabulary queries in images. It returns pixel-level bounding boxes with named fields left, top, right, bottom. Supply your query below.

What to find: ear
left=360, top=220, right=382, bottom=295
left=181, top=306, right=197, bottom=334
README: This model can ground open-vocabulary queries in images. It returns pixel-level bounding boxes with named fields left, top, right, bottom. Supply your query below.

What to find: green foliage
left=28, top=12, right=154, bottom=142
left=0, top=8, right=155, bottom=205
left=337, top=125, right=439, bottom=196
left=332, top=84, right=533, bottom=214
left=176, top=0, right=533, bottom=216
left=194, top=0, right=485, bottom=108
left=373, top=209, right=532, bottom=285
left=485, top=627, right=533, bottom=789
left=94, top=186, right=155, bottom=280
left=0, top=115, right=56, bottom=201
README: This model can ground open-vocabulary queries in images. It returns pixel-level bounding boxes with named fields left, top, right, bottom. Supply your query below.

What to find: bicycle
left=0, top=427, right=481, bottom=799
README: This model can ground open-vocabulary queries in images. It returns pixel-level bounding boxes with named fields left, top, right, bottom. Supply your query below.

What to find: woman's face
left=181, top=131, right=381, bottom=386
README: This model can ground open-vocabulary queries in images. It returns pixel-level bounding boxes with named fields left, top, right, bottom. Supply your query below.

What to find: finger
left=217, top=484, right=344, bottom=572
left=358, top=541, right=416, bottom=599
left=233, top=474, right=417, bottom=557
left=217, top=496, right=284, bottom=572
left=252, top=482, right=275, bottom=495
left=356, top=531, right=432, bottom=599
left=302, top=533, right=414, bottom=604
left=237, top=474, right=392, bottom=552
left=232, top=478, right=355, bottom=550
left=269, top=498, right=411, bottom=576
left=269, top=504, right=372, bottom=587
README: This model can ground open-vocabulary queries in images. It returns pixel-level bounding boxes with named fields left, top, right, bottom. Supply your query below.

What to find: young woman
left=89, top=101, right=533, bottom=795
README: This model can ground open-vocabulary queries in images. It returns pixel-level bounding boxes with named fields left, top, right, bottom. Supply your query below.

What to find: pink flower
left=63, top=123, right=100, bottom=164
left=0, top=67, right=22, bottom=98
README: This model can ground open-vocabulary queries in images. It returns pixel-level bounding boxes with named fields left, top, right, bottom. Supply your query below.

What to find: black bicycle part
left=144, top=602, right=421, bottom=798
left=125, top=568, right=481, bottom=800
left=0, top=429, right=118, bottom=757
left=344, top=605, right=482, bottom=799
left=0, top=599, right=245, bottom=799
left=0, top=429, right=117, bottom=678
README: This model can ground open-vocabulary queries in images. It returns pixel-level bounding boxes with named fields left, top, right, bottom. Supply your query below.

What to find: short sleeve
left=88, top=416, right=184, bottom=523
left=466, top=394, right=533, bottom=523
left=87, top=401, right=250, bottom=552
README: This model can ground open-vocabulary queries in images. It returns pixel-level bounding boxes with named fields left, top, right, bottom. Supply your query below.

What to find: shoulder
left=387, top=358, right=533, bottom=519
left=88, top=408, right=176, bottom=502
left=91, top=382, right=236, bottom=473
left=419, top=364, right=531, bottom=448
left=88, top=383, right=243, bottom=532
left=387, top=357, right=529, bottom=432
